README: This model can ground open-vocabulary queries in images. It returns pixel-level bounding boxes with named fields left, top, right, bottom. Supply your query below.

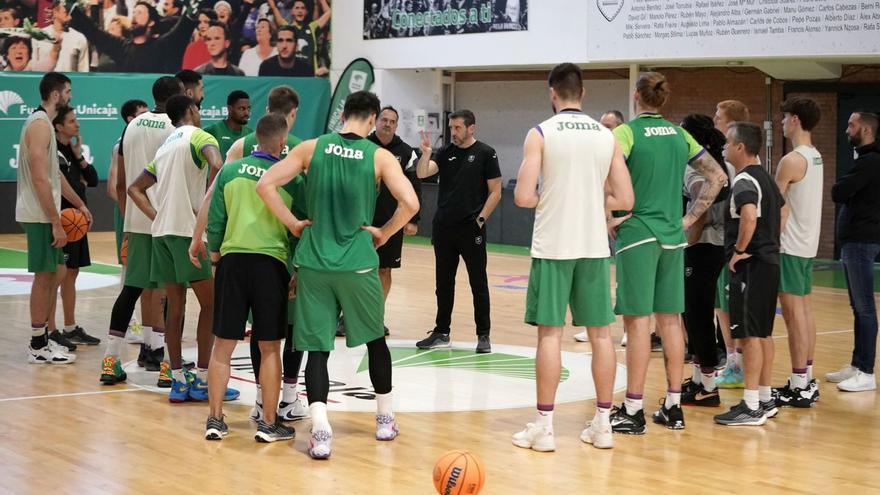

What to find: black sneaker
left=809, top=379, right=820, bottom=403
left=205, top=416, right=229, bottom=440
left=652, top=399, right=685, bottom=429
left=145, top=346, right=164, bottom=372
left=49, top=330, right=77, bottom=352
left=63, top=326, right=101, bottom=345
left=650, top=333, right=662, bottom=352
left=714, top=400, right=766, bottom=426
left=761, top=399, right=779, bottom=419
left=681, top=384, right=721, bottom=407
left=476, top=335, right=491, bottom=354
left=336, top=320, right=346, bottom=338
left=775, top=384, right=813, bottom=408
left=137, top=344, right=150, bottom=368
left=609, top=404, right=646, bottom=434
left=254, top=418, right=296, bottom=443
left=681, top=378, right=700, bottom=396
left=416, top=331, right=451, bottom=350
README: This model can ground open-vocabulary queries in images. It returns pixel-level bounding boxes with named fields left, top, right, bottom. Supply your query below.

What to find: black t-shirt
left=368, top=132, right=421, bottom=227
left=258, top=56, right=311, bottom=77
left=431, top=140, right=501, bottom=227
left=57, top=141, right=98, bottom=208
left=196, top=62, right=245, bottom=76
left=724, top=164, right=784, bottom=265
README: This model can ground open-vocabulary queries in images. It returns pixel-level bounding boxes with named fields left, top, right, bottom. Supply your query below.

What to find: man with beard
left=205, top=90, right=252, bottom=159
left=267, top=0, right=330, bottom=76
left=258, top=25, right=302, bottom=77
left=195, top=21, right=243, bottom=76
left=32, top=0, right=88, bottom=72
left=175, top=69, right=204, bottom=108
left=67, top=0, right=198, bottom=73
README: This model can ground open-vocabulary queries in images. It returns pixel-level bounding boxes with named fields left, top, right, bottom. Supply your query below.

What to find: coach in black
left=415, top=110, right=502, bottom=353
left=714, top=122, right=784, bottom=427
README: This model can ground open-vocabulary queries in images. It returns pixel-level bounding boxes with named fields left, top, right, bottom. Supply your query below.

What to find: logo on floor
left=123, top=340, right=627, bottom=412
left=0, top=268, right=118, bottom=296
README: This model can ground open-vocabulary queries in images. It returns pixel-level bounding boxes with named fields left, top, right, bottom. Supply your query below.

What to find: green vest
left=243, top=132, right=302, bottom=159
left=205, top=120, right=252, bottom=160
left=294, top=133, right=379, bottom=272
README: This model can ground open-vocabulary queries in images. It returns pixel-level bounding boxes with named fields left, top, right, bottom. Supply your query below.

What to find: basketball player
left=511, top=63, right=633, bottom=452
left=175, top=69, right=204, bottom=107
left=128, top=94, right=238, bottom=403
left=204, top=114, right=296, bottom=442
left=773, top=97, right=823, bottom=407
left=609, top=72, right=726, bottom=434
left=713, top=99, right=752, bottom=389
left=100, top=76, right=182, bottom=386
left=190, top=85, right=307, bottom=422
left=257, top=90, right=418, bottom=459
left=19, top=72, right=91, bottom=364
left=714, top=122, right=784, bottom=426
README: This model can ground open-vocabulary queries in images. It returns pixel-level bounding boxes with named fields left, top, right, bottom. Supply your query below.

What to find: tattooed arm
left=682, top=152, right=727, bottom=230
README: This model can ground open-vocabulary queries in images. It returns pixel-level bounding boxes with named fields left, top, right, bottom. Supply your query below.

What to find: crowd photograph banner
left=363, top=0, right=527, bottom=39
left=0, top=72, right=330, bottom=181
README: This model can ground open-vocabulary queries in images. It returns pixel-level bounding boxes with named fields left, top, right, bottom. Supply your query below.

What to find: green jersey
left=205, top=120, right=253, bottom=159
left=613, top=113, right=705, bottom=251
left=207, top=152, right=296, bottom=264
left=243, top=132, right=303, bottom=159
left=294, top=132, right=379, bottom=272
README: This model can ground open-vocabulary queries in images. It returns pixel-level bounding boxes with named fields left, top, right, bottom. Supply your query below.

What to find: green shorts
left=779, top=254, right=814, bottom=296
left=113, top=205, right=124, bottom=264
left=21, top=222, right=63, bottom=273
left=525, top=258, right=614, bottom=328
left=150, top=235, right=212, bottom=286
left=124, top=233, right=157, bottom=289
left=615, top=241, right=684, bottom=316
left=293, top=266, right=384, bottom=352
left=716, top=267, right=729, bottom=312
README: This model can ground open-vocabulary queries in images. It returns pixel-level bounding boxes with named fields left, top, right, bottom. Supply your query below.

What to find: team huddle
left=15, top=64, right=878, bottom=458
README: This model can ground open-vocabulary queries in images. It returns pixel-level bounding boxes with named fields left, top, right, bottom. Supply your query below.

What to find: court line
left=0, top=388, right=144, bottom=403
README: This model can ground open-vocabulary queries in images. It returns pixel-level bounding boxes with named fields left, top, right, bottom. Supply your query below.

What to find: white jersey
left=121, top=111, right=174, bottom=234
left=530, top=111, right=614, bottom=259
left=16, top=111, right=60, bottom=223
left=780, top=145, right=823, bottom=258
left=147, top=125, right=218, bottom=238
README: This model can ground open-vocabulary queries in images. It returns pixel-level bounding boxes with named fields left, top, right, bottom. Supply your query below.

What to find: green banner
left=325, top=58, right=375, bottom=133
left=0, top=72, right=331, bottom=181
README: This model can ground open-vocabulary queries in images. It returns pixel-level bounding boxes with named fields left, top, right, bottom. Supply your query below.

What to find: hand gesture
left=419, top=130, right=432, bottom=155
left=728, top=251, right=752, bottom=273
left=606, top=213, right=631, bottom=240
left=361, top=225, right=388, bottom=248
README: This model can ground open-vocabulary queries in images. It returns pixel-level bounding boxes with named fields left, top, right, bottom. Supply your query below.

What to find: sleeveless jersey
left=531, top=111, right=614, bottom=259
left=780, top=145, right=824, bottom=258
left=16, top=111, right=60, bottom=223
left=242, top=132, right=307, bottom=219
left=294, top=133, right=379, bottom=272
left=122, top=111, right=174, bottom=234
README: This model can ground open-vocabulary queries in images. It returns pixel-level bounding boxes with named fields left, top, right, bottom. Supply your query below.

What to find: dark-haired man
left=175, top=69, right=204, bottom=108
left=195, top=21, right=244, bottom=76
left=205, top=90, right=252, bottom=159
left=599, top=110, right=624, bottom=130
left=258, top=25, right=307, bottom=77
left=416, top=109, right=501, bottom=353
left=714, top=122, right=784, bottom=426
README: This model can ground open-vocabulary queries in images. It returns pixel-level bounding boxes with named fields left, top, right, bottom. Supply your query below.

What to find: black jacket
left=57, top=141, right=98, bottom=209
left=367, top=132, right=421, bottom=227
left=832, top=141, right=880, bottom=244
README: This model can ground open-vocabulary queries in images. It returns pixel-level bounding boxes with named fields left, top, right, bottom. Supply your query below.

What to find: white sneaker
left=511, top=423, right=555, bottom=452
left=308, top=428, right=333, bottom=459
left=250, top=402, right=263, bottom=422
left=28, top=342, right=76, bottom=364
left=837, top=371, right=877, bottom=392
left=826, top=364, right=858, bottom=383
left=580, top=420, right=613, bottom=449
left=278, top=397, right=309, bottom=421
left=574, top=331, right=589, bottom=342
left=621, top=331, right=627, bottom=347
left=375, top=413, right=400, bottom=441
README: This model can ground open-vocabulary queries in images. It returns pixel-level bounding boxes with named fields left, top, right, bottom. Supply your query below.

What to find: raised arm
left=68, top=7, right=127, bottom=63
left=513, top=128, right=541, bottom=208
left=682, top=152, right=726, bottom=230
left=314, top=0, right=331, bottom=28
left=256, top=139, right=316, bottom=236
left=415, top=130, right=439, bottom=178
left=775, top=152, right=807, bottom=232
left=364, top=148, right=419, bottom=248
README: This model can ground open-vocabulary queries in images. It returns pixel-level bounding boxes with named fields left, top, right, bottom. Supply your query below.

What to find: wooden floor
left=1, top=232, right=878, bottom=494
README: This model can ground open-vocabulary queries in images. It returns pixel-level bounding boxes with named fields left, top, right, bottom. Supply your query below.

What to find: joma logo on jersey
left=555, top=121, right=601, bottom=132
left=237, top=162, right=266, bottom=178
left=324, top=143, right=364, bottom=159
left=644, top=126, right=677, bottom=137
left=136, top=119, right=167, bottom=129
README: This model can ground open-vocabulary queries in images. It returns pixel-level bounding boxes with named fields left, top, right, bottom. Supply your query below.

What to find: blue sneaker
left=188, top=377, right=241, bottom=402
left=716, top=365, right=744, bottom=389
left=169, top=378, right=190, bottom=403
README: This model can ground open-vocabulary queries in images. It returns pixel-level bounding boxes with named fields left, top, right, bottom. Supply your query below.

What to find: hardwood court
left=0, top=232, right=878, bottom=494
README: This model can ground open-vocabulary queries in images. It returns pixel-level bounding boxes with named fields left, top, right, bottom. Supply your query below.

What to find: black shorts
left=62, top=234, right=91, bottom=269
left=213, top=253, right=289, bottom=341
left=728, top=258, right=779, bottom=339
left=376, top=230, right=404, bottom=269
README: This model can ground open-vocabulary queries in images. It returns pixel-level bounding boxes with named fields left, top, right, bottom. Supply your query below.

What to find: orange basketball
left=120, top=235, right=128, bottom=266
left=60, top=208, right=89, bottom=242
left=433, top=450, right=485, bottom=495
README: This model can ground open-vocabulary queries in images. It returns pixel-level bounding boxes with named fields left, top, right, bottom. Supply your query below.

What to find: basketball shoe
left=716, top=364, right=745, bottom=388
left=580, top=421, right=613, bottom=449
left=309, top=429, right=333, bottom=459
left=376, top=414, right=400, bottom=441
left=714, top=401, right=766, bottom=426
left=255, top=419, right=295, bottom=443
left=609, top=404, right=646, bottom=434
left=100, top=356, right=127, bottom=385
left=205, top=416, right=228, bottom=440
left=652, top=399, right=685, bottom=430
left=511, top=423, right=555, bottom=452
left=279, top=397, right=309, bottom=421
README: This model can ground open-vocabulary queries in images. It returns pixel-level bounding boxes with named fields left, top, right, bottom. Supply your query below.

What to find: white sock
left=310, top=402, right=331, bottom=432
left=105, top=335, right=124, bottom=357
left=142, top=326, right=153, bottom=347
left=664, top=391, right=681, bottom=409
left=63, top=324, right=76, bottom=333
left=282, top=383, right=298, bottom=403
left=31, top=325, right=47, bottom=338
left=743, top=389, right=759, bottom=410
left=807, top=364, right=814, bottom=381
left=701, top=372, right=717, bottom=392
left=759, top=385, right=772, bottom=402
left=624, top=397, right=643, bottom=415
left=535, top=408, right=553, bottom=428
left=171, top=368, right=186, bottom=383
left=791, top=371, right=808, bottom=390
left=594, top=405, right=611, bottom=424
left=692, top=365, right=702, bottom=385
left=151, top=328, right=165, bottom=350
left=376, top=392, right=394, bottom=416
left=255, top=385, right=263, bottom=404
left=197, top=368, right=208, bottom=383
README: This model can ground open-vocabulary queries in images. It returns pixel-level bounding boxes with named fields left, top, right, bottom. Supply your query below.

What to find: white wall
left=333, top=1, right=589, bottom=70
left=454, top=79, right=630, bottom=180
